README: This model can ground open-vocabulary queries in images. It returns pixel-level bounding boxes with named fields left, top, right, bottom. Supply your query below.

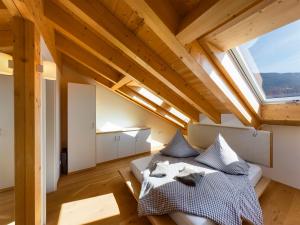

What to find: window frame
left=229, top=48, right=300, bottom=104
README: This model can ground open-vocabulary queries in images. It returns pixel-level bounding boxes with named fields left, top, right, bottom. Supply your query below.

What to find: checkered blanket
left=138, top=154, right=263, bottom=225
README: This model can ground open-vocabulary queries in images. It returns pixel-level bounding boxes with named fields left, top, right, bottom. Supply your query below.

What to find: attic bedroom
left=0, top=0, right=300, bottom=225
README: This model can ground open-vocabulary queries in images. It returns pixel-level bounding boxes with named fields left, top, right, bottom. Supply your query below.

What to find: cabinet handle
left=118, top=136, right=121, bottom=141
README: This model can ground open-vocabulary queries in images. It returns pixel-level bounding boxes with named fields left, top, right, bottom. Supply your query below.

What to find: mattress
left=130, top=155, right=263, bottom=225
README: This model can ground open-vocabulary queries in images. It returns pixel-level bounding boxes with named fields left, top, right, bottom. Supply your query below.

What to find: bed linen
left=130, top=155, right=263, bottom=225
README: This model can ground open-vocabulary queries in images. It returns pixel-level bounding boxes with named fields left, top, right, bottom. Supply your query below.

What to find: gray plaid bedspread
left=138, top=154, right=263, bottom=225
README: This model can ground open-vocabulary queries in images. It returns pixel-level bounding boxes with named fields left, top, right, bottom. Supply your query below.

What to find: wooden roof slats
left=176, top=0, right=258, bottom=45
left=204, top=0, right=300, bottom=51
left=52, top=0, right=220, bottom=123
left=124, top=0, right=260, bottom=128
left=45, top=0, right=201, bottom=122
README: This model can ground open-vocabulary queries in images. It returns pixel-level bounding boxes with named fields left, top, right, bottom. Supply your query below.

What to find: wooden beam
left=262, top=104, right=300, bottom=125
left=12, top=16, right=41, bottom=225
left=63, top=55, right=185, bottom=128
left=55, top=0, right=220, bottom=123
left=119, top=86, right=186, bottom=125
left=112, top=76, right=132, bottom=91
left=62, top=55, right=115, bottom=88
left=203, top=0, right=300, bottom=50
left=3, top=0, right=58, bottom=62
left=0, top=29, right=12, bottom=47
left=117, top=88, right=186, bottom=128
left=200, top=42, right=262, bottom=119
left=124, top=0, right=260, bottom=127
left=190, top=41, right=260, bottom=127
left=45, top=1, right=200, bottom=122
left=176, top=0, right=258, bottom=45
left=56, top=34, right=122, bottom=84
left=0, top=8, right=12, bottom=24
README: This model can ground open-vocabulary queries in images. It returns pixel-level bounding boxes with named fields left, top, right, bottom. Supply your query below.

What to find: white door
left=68, top=83, right=96, bottom=173
left=118, top=131, right=136, bottom=158
left=96, top=133, right=118, bottom=163
left=135, top=129, right=151, bottom=154
left=0, top=75, right=14, bottom=189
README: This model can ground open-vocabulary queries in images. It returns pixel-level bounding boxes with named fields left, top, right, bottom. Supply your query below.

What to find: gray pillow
left=160, top=130, right=201, bottom=158
left=194, top=134, right=249, bottom=175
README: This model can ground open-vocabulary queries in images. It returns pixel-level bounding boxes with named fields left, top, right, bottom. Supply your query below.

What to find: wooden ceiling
left=2, top=0, right=300, bottom=127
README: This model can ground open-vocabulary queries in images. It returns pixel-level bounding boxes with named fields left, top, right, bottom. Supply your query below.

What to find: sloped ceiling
left=2, top=0, right=300, bottom=126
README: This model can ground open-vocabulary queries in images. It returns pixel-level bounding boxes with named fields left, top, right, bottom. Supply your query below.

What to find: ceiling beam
left=112, top=76, right=132, bottom=91
left=200, top=42, right=262, bottom=119
left=119, top=86, right=187, bottom=126
left=203, top=0, right=300, bottom=50
left=55, top=32, right=199, bottom=122
left=124, top=0, right=260, bottom=127
left=176, top=0, right=258, bottom=45
left=262, top=104, right=300, bottom=125
left=45, top=0, right=200, bottom=122
left=0, top=29, right=12, bottom=47
left=2, top=0, right=58, bottom=63
left=63, top=54, right=185, bottom=128
left=56, top=34, right=122, bottom=84
left=53, top=0, right=219, bottom=123
left=62, top=55, right=115, bottom=88
left=190, top=41, right=260, bottom=127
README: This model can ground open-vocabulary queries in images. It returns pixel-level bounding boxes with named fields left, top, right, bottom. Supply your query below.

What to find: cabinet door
left=135, top=129, right=151, bottom=154
left=96, top=133, right=118, bottom=163
left=68, top=83, right=96, bottom=173
left=118, top=131, right=136, bottom=158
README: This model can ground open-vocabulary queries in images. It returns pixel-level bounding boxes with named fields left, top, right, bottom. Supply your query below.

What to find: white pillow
left=194, top=133, right=249, bottom=175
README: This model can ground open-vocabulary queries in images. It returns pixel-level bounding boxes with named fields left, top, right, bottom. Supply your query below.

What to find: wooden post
left=12, top=16, right=41, bottom=225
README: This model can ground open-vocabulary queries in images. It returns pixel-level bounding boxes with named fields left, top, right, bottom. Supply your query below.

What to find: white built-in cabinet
left=68, top=83, right=96, bottom=173
left=96, top=128, right=151, bottom=163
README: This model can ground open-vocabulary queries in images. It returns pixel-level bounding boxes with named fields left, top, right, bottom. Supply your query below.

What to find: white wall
left=62, top=65, right=177, bottom=147
left=261, top=125, right=300, bottom=189
left=200, top=113, right=300, bottom=190
left=95, top=84, right=177, bottom=146
left=46, top=80, right=60, bottom=193
left=0, top=75, right=14, bottom=189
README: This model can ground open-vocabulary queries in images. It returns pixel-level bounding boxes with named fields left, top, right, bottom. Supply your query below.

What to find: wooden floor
left=1, top=153, right=300, bottom=225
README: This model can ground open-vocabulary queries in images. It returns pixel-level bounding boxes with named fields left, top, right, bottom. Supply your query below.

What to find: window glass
left=235, top=19, right=300, bottom=100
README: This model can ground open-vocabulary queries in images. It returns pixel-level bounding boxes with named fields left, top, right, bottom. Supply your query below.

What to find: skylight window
left=169, top=107, right=190, bottom=123
left=164, top=115, right=185, bottom=128
left=230, top=19, right=300, bottom=102
left=132, top=96, right=157, bottom=111
left=138, top=88, right=163, bottom=105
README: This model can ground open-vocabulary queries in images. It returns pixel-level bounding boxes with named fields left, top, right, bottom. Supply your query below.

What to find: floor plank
left=1, top=153, right=300, bottom=225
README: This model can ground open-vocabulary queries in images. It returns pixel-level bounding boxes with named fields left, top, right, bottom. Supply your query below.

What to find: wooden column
left=12, top=16, right=41, bottom=225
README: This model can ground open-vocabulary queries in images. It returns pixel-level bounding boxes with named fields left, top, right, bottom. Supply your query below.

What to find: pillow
left=160, top=130, right=201, bottom=158
left=194, top=133, right=249, bottom=175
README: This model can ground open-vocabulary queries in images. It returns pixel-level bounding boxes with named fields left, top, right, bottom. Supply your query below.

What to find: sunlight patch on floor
left=58, top=193, right=120, bottom=225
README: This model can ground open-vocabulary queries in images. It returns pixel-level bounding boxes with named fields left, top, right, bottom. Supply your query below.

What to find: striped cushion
left=194, top=134, right=249, bottom=175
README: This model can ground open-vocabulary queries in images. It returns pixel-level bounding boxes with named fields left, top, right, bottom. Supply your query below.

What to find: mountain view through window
left=236, top=19, right=300, bottom=100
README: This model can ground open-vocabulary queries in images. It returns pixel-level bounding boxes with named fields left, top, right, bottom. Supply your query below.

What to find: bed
left=119, top=155, right=270, bottom=225
left=119, top=124, right=272, bottom=225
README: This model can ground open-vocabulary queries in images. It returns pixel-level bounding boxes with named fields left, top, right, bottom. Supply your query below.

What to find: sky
left=239, top=19, right=300, bottom=73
